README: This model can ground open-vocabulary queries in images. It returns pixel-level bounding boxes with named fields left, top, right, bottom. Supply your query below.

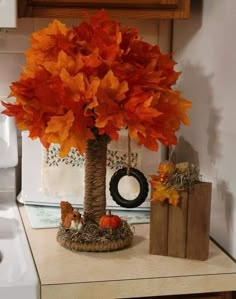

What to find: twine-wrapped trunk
left=83, top=136, right=109, bottom=222
left=57, top=135, right=134, bottom=252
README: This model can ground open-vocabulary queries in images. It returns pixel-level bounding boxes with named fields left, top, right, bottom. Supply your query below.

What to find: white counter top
left=19, top=205, right=236, bottom=299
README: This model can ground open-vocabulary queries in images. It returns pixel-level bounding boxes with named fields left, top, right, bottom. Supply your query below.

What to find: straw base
left=57, top=220, right=133, bottom=252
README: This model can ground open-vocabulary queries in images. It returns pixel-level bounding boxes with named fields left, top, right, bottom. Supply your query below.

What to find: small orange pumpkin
left=99, top=211, right=122, bottom=229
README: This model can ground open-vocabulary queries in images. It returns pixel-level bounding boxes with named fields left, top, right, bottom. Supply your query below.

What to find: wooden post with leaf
left=150, top=162, right=212, bottom=260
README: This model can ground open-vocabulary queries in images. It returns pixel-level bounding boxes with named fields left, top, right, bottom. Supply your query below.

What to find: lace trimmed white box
left=20, top=131, right=165, bottom=211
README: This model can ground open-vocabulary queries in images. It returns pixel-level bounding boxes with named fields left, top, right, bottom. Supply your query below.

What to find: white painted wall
left=173, top=0, right=236, bottom=258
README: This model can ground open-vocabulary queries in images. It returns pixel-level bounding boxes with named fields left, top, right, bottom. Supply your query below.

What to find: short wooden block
left=149, top=182, right=212, bottom=261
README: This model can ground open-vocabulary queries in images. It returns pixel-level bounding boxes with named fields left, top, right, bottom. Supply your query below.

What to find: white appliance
left=0, top=101, right=39, bottom=298
left=0, top=101, right=18, bottom=168
left=0, top=0, right=17, bottom=28
left=0, top=193, right=40, bottom=299
left=20, top=131, right=165, bottom=210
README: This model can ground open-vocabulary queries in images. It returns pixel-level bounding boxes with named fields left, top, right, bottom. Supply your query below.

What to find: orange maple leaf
left=44, top=51, right=84, bottom=77
left=60, top=69, right=85, bottom=95
left=150, top=180, right=180, bottom=207
left=98, top=70, right=128, bottom=103
left=158, top=161, right=175, bottom=175
left=25, top=20, right=74, bottom=71
left=44, top=110, right=74, bottom=144
left=94, top=70, right=128, bottom=137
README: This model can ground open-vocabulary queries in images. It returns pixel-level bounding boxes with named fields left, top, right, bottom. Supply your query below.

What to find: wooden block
left=150, top=201, right=168, bottom=255
left=168, top=191, right=188, bottom=258
left=186, top=182, right=212, bottom=260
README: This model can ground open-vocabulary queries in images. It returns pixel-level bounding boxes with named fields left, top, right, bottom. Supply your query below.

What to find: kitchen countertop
left=19, top=205, right=236, bottom=299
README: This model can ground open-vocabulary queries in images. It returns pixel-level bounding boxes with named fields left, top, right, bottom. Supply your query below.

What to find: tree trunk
left=84, top=136, right=109, bottom=222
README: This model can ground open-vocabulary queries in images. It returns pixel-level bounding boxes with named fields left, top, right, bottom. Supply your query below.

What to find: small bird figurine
left=60, top=201, right=82, bottom=230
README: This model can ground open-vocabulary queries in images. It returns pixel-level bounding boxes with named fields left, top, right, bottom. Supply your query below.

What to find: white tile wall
left=0, top=18, right=34, bottom=54
left=0, top=54, right=25, bottom=96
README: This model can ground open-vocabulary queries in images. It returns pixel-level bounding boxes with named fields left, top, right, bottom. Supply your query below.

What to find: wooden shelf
left=18, top=0, right=190, bottom=19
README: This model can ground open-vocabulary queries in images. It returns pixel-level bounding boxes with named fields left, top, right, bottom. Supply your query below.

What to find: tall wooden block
left=168, top=191, right=188, bottom=258
left=150, top=201, right=168, bottom=255
left=186, top=182, right=212, bottom=260
left=150, top=182, right=212, bottom=261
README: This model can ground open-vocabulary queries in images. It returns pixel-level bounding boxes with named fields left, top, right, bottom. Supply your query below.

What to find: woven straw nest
left=57, top=220, right=134, bottom=252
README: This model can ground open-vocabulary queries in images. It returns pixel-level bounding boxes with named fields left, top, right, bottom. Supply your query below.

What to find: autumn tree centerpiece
left=1, top=10, right=191, bottom=252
